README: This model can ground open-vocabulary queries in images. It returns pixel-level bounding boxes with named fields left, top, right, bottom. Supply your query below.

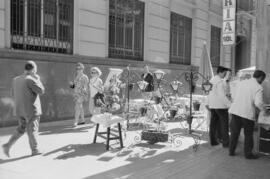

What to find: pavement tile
left=0, top=119, right=270, bottom=179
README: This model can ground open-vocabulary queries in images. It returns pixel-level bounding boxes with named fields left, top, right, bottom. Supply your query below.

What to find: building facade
left=0, top=0, right=240, bottom=126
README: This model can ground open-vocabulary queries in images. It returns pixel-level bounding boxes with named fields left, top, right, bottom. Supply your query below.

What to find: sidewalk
left=0, top=119, right=270, bottom=179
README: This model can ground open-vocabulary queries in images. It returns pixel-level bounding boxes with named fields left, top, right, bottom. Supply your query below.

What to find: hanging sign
left=222, top=0, right=236, bottom=45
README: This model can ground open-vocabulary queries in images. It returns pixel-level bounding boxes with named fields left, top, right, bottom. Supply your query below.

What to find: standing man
left=229, top=70, right=266, bottom=159
left=208, top=66, right=231, bottom=147
left=71, top=63, right=89, bottom=126
left=2, top=61, right=45, bottom=157
left=142, top=65, right=154, bottom=92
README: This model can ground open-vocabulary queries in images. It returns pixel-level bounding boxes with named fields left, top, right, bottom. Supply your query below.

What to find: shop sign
left=222, top=0, right=236, bottom=45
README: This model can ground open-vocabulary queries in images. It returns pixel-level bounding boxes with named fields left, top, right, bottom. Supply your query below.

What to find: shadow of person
left=0, top=155, right=32, bottom=164
left=43, top=143, right=107, bottom=160
left=39, top=124, right=95, bottom=136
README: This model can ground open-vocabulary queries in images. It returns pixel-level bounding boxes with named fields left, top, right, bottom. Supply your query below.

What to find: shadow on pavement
left=96, top=142, right=167, bottom=162
left=0, top=155, right=32, bottom=164
left=83, top=143, right=207, bottom=179
left=83, top=142, right=270, bottom=179
left=43, top=143, right=107, bottom=159
left=39, top=124, right=95, bottom=135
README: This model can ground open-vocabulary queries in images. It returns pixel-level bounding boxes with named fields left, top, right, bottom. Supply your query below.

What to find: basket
left=141, top=130, right=169, bottom=144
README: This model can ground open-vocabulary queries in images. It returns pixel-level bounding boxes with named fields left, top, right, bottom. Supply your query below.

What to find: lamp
left=201, top=80, right=212, bottom=94
left=137, top=80, right=148, bottom=91
left=154, top=70, right=165, bottom=80
left=170, top=80, right=182, bottom=92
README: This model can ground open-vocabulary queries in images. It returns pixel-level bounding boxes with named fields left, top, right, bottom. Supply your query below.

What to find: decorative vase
left=193, top=102, right=200, bottom=111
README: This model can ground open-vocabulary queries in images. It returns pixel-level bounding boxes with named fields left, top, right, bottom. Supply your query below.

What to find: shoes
left=78, top=122, right=85, bottom=125
left=32, top=150, right=42, bottom=156
left=229, top=152, right=235, bottom=156
left=2, top=144, right=10, bottom=158
left=211, top=142, right=219, bottom=146
left=73, top=123, right=78, bottom=127
left=245, top=154, right=259, bottom=160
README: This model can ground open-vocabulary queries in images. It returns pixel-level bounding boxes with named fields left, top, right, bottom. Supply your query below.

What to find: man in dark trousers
left=2, top=61, right=45, bottom=157
left=229, top=70, right=266, bottom=159
left=207, top=66, right=231, bottom=147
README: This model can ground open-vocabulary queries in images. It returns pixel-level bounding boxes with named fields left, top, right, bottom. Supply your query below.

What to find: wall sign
left=222, top=0, right=236, bottom=45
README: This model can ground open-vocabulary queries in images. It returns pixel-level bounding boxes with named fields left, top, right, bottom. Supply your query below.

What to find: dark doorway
left=235, top=36, right=251, bottom=72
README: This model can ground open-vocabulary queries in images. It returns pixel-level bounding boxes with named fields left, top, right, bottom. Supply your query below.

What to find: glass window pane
left=170, top=12, right=192, bottom=65
left=27, top=0, right=41, bottom=37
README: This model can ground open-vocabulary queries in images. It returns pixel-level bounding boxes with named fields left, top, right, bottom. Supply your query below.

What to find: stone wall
left=0, top=49, right=193, bottom=127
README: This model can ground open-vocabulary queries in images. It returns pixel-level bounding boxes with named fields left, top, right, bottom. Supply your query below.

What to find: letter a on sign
left=223, top=21, right=235, bottom=33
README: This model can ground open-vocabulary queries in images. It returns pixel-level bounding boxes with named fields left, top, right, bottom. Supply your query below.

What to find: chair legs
left=106, top=127, right=110, bottom=150
left=118, top=123, right=123, bottom=148
left=93, top=124, right=99, bottom=143
left=93, top=123, right=123, bottom=150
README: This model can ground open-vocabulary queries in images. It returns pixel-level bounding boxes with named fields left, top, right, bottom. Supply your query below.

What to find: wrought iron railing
left=10, top=0, right=73, bottom=54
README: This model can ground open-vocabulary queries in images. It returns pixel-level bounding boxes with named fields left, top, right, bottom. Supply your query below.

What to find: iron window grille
left=170, top=12, right=192, bottom=65
left=11, top=0, right=74, bottom=54
left=210, top=25, right=221, bottom=67
left=109, top=0, right=145, bottom=61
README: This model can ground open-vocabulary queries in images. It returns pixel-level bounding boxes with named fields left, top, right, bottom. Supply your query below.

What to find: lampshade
left=170, top=80, right=182, bottom=91
left=202, top=80, right=212, bottom=94
left=154, top=70, right=165, bottom=80
left=137, top=80, right=148, bottom=91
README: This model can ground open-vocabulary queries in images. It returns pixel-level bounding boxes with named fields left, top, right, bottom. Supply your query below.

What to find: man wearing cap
left=71, top=63, right=89, bottom=126
left=2, top=61, right=45, bottom=157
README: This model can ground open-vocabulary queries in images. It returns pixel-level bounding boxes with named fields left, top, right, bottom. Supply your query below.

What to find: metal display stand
left=121, top=65, right=212, bottom=150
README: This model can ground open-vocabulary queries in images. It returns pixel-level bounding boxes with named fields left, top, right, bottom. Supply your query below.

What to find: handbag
left=93, top=92, right=105, bottom=107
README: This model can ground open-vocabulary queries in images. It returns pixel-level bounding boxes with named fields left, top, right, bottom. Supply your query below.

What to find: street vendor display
left=91, top=68, right=126, bottom=150
left=258, top=105, right=270, bottom=155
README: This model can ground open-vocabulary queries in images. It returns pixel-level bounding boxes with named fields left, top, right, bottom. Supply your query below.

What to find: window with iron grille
left=11, top=0, right=73, bottom=54
left=210, top=25, right=221, bottom=67
left=170, top=12, right=192, bottom=65
left=109, top=0, right=144, bottom=61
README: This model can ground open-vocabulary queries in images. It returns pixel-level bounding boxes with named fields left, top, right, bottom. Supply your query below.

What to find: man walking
left=229, top=70, right=266, bottom=159
left=208, top=66, right=231, bottom=147
left=2, top=61, right=45, bottom=157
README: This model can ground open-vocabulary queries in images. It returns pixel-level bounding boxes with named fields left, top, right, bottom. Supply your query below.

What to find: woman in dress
left=72, top=63, right=89, bottom=126
left=89, top=67, right=103, bottom=116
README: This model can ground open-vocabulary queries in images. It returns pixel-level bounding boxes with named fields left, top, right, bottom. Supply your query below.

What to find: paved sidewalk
left=0, top=119, right=270, bottom=179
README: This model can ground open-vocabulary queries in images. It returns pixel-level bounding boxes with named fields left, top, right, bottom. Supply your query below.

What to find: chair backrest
left=152, top=104, right=165, bottom=118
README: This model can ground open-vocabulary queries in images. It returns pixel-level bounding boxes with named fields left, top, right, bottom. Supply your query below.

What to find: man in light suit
left=208, top=66, right=231, bottom=147
left=2, top=61, right=45, bottom=157
left=229, top=70, right=266, bottom=159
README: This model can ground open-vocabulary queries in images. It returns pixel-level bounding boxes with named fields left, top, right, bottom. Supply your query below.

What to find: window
left=237, top=0, right=254, bottom=12
left=109, top=0, right=145, bottom=60
left=210, top=26, right=221, bottom=67
left=170, top=12, right=192, bottom=65
left=11, top=0, right=73, bottom=54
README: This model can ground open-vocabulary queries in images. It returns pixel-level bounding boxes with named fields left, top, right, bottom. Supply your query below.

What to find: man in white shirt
left=229, top=70, right=266, bottom=159
left=208, top=66, right=231, bottom=147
